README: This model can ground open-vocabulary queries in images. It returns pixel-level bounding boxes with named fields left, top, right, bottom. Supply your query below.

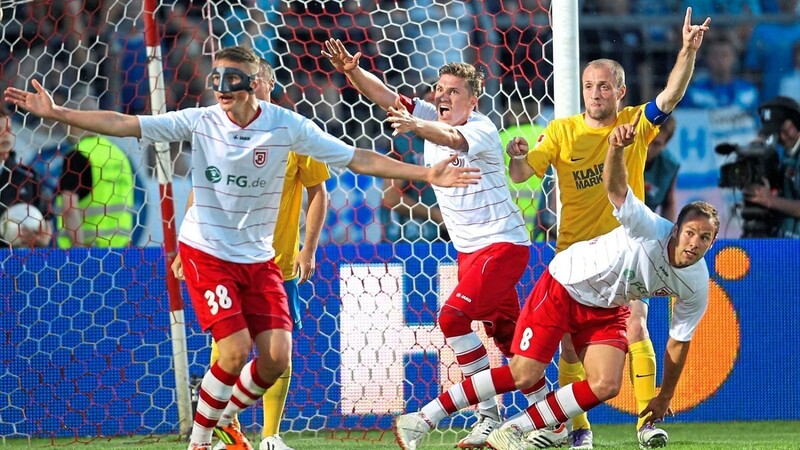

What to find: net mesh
left=0, top=0, right=559, bottom=442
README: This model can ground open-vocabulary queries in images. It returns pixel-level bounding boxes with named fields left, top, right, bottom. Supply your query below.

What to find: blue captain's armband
left=644, top=100, right=670, bottom=125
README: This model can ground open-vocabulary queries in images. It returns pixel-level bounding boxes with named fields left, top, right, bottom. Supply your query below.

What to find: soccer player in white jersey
left=5, top=46, right=480, bottom=450
left=393, top=112, right=719, bottom=450
left=324, top=40, right=531, bottom=448
left=505, top=9, right=711, bottom=449
left=172, top=58, right=329, bottom=450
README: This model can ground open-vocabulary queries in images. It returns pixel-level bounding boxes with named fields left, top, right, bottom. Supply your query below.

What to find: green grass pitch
left=3, top=421, right=800, bottom=449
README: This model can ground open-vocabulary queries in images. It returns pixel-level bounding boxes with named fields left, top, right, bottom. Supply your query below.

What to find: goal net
left=0, top=0, right=559, bottom=442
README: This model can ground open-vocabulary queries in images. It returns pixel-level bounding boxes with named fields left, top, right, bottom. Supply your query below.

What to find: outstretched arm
left=323, top=39, right=399, bottom=110
left=347, top=149, right=479, bottom=187
left=604, top=110, right=642, bottom=208
left=639, top=337, right=690, bottom=424
left=5, top=80, right=142, bottom=138
left=655, top=7, right=711, bottom=113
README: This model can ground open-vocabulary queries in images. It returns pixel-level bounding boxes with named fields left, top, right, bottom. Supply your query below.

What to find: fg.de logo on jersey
left=253, top=148, right=268, bottom=168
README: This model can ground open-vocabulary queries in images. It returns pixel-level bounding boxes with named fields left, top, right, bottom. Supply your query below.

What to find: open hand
left=293, top=248, right=316, bottom=284
left=639, top=395, right=674, bottom=425
left=743, top=178, right=774, bottom=208
left=428, top=154, right=481, bottom=187
left=387, top=103, right=418, bottom=136
left=322, top=39, right=361, bottom=72
left=4, top=80, right=56, bottom=119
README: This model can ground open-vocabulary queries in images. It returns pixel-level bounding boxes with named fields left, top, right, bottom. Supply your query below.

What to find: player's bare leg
left=487, top=345, right=625, bottom=450
left=214, top=329, right=291, bottom=450
left=189, top=328, right=254, bottom=450
left=557, top=335, right=592, bottom=449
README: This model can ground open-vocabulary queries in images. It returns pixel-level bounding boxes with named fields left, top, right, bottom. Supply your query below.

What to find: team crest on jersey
left=450, top=153, right=465, bottom=167
left=253, top=148, right=268, bottom=167
left=652, top=287, right=675, bottom=297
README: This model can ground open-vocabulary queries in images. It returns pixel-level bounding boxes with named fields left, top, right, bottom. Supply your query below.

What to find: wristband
left=512, top=154, right=528, bottom=160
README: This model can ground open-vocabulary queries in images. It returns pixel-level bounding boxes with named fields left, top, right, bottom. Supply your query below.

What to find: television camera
left=715, top=97, right=800, bottom=237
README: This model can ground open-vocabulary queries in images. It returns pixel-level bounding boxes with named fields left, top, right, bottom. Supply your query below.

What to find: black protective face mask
left=211, top=67, right=256, bottom=93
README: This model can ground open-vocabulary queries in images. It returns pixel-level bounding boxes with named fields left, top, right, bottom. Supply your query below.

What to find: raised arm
left=323, top=39, right=399, bottom=110
left=5, top=80, right=142, bottom=138
left=655, top=7, right=711, bottom=113
left=347, top=149, right=479, bottom=187
left=604, top=110, right=642, bottom=208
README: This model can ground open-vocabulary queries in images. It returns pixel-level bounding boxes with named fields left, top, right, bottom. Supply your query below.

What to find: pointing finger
left=631, top=108, right=642, bottom=128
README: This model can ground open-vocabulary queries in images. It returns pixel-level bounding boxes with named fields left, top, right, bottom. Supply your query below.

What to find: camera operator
left=743, top=97, right=800, bottom=238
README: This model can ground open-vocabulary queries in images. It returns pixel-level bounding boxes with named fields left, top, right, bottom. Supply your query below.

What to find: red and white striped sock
left=420, top=365, right=516, bottom=424
left=219, top=358, right=273, bottom=426
left=189, top=362, right=238, bottom=444
left=503, top=380, right=601, bottom=432
left=446, top=332, right=496, bottom=414
left=521, top=376, right=548, bottom=406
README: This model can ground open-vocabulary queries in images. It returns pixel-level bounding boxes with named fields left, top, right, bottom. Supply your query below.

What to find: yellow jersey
left=524, top=105, right=659, bottom=252
left=272, top=152, right=330, bottom=280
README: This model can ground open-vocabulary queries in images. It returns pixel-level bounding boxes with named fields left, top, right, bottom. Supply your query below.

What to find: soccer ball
left=0, top=203, right=45, bottom=247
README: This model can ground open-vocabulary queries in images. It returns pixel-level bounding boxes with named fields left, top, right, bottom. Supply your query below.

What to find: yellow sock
left=629, top=339, right=657, bottom=430
left=262, top=363, right=292, bottom=437
left=210, top=339, right=220, bottom=365
left=559, top=358, right=590, bottom=430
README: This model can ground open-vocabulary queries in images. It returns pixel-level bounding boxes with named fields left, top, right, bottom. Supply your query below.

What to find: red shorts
left=446, top=242, right=529, bottom=344
left=179, top=244, right=293, bottom=341
left=511, top=270, right=629, bottom=363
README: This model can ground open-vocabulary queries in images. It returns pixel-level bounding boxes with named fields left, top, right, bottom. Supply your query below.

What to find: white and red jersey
left=138, top=101, right=355, bottom=263
left=412, top=99, right=529, bottom=253
left=549, top=189, right=710, bottom=342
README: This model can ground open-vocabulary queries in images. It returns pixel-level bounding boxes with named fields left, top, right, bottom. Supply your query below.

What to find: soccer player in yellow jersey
left=505, top=8, right=711, bottom=450
left=252, top=150, right=328, bottom=450
left=182, top=59, right=330, bottom=450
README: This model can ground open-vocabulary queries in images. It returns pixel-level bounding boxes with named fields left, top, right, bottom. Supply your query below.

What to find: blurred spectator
left=54, top=90, right=134, bottom=248
left=743, top=96, right=800, bottom=237
left=219, top=0, right=282, bottom=93
left=680, top=35, right=759, bottom=114
left=489, top=0, right=553, bottom=102
left=105, top=0, right=150, bottom=115
left=6, top=1, right=102, bottom=95
left=161, top=2, right=214, bottom=109
left=744, top=0, right=800, bottom=100
left=0, top=105, right=51, bottom=248
left=680, top=0, right=762, bottom=16
left=404, top=0, right=477, bottom=86
left=778, top=41, right=800, bottom=103
left=644, top=116, right=680, bottom=221
left=581, top=0, right=647, bottom=105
